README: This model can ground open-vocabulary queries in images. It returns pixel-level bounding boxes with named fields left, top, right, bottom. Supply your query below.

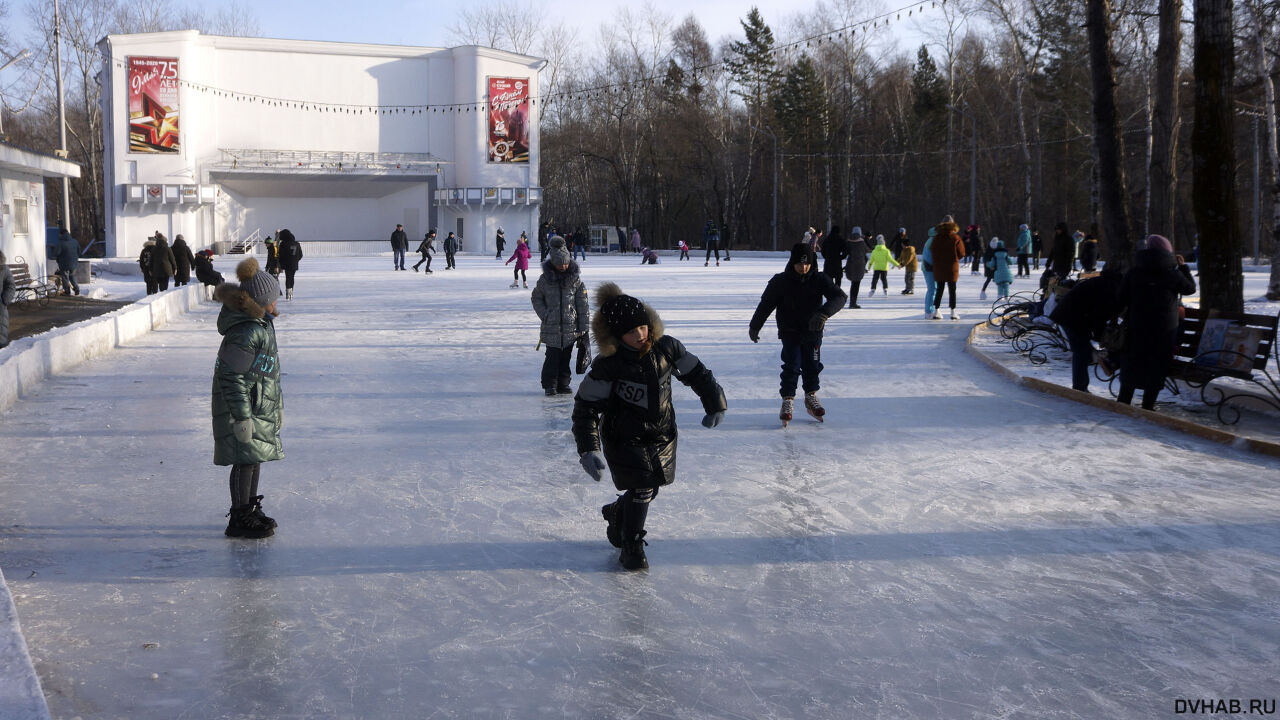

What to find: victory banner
left=488, top=77, right=530, bottom=163
left=128, top=56, right=180, bottom=153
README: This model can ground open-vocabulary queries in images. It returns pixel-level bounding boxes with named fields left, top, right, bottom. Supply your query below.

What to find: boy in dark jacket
left=212, top=257, right=284, bottom=539
left=573, top=283, right=727, bottom=570
left=750, top=242, right=847, bottom=425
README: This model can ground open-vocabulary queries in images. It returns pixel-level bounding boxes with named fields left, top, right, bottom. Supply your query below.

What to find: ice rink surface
left=1, top=254, right=1278, bottom=719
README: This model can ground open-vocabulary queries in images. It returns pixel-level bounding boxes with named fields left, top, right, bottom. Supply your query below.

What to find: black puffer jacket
left=573, top=284, right=726, bottom=490
left=172, top=237, right=195, bottom=282
left=277, top=230, right=303, bottom=271
left=820, top=229, right=848, bottom=279
left=1050, top=266, right=1123, bottom=338
left=1116, top=247, right=1196, bottom=387
left=845, top=236, right=870, bottom=282
left=749, top=261, right=846, bottom=340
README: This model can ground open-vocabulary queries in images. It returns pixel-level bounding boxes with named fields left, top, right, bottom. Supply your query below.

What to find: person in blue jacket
left=921, top=227, right=937, bottom=318
left=1015, top=224, right=1032, bottom=277
left=985, top=238, right=1014, bottom=300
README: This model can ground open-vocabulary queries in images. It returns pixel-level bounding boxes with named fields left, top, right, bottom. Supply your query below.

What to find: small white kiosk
left=0, top=142, right=82, bottom=278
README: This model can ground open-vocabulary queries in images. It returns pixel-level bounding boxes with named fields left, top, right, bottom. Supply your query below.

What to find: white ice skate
left=509, top=281, right=519, bottom=288
left=804, top=392, right=825, bottom=422
left=780, top=397, right=794, bottom=427
left=950, top=311, right=960, bottom=320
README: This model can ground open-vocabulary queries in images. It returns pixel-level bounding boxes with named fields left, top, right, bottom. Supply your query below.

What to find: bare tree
left=1085, top=0, right=1134, bottom=262
left=1192, top=0, right=1243, bottom=310
left=1146, top=0, right=1182, bottom=247
left=1247, top=0, right=1280, bottom=299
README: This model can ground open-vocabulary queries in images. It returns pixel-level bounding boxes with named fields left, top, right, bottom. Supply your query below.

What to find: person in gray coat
left=0, top=251, right=15, bottom=348
left=530, top=238, right=588, bottom=395
left=55, top=228, right=80, bottom=295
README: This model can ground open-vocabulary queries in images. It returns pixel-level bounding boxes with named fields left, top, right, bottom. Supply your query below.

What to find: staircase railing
left=228, top=228, right=261, bottom=255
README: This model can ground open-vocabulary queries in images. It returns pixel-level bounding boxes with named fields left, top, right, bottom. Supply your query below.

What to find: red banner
left=128, top=56, right=180, bottom=153
left=488, top=77, right=530, bottom=163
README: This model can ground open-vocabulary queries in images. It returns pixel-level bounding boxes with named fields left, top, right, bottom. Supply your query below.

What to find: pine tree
left=912, top=45, right=947, bottom=119
left=727, top=7, right=781, bottom=119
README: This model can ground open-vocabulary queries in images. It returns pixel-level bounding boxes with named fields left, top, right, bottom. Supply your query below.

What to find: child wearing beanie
left=749, top=243, right=847, bottom=425
left=531, top=238, right=587, bottom=394
left=211, top=257, right=284, bottom=539
left=573, top=282, right=727, bottom=570
left=867, top=235, right=901, bottom=296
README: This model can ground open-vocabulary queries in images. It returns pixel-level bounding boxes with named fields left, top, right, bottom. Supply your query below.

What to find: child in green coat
left=212, top=257, right=284, bottom=539
left=867, top=235, right=901, bottom=297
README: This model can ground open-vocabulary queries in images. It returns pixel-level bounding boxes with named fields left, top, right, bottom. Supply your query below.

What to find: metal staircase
left=228, top=228, right=261, bottom=254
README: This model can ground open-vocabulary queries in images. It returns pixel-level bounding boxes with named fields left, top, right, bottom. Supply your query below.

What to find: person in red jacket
left=930, top=215, right=965, bottom=320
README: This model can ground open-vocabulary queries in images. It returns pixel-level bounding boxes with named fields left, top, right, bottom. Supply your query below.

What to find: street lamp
left=751, top=124, right=779, bottom=252
left=0, top=48, right=31, bottom=140
left=948, top=103, right=977, bottom=225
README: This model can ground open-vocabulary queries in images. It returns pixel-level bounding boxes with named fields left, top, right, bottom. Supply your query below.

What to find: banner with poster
left=128, top=56, right=181, bottom=153
left=487, top=77, right=530, bottom=163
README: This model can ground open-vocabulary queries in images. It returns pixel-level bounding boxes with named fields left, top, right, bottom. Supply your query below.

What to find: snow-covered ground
left=1, top=255, right=1278, bottom=719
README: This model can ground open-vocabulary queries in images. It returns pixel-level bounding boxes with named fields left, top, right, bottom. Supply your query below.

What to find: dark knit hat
left=548, top=235, right=571, bottom=266
left=788, top=242, right=816, bottom=266
left=601, top=293, right=649, bottom=337
left=1146, top=234, right=1173, bottom=253
left=236, top=257, right=281, bottom=309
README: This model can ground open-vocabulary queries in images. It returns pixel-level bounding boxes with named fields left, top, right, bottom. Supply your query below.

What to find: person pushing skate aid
left=572, top=283, right=727, bottom=570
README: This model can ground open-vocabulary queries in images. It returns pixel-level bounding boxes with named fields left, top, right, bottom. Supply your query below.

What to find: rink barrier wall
left=964, top=323, right=1280, bottom=459
left=0, top=569, right=52, bottom=720
left=0, top=283, right=209, bottom=415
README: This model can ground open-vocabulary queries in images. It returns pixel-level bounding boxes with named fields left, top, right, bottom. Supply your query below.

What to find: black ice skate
left=225, top=506, right=274, bottom=539
left=602, top=500, right=622, bottom=548
left=250, top=495, right=277, bottom=529
left=619, top=531, right=648, bottom=570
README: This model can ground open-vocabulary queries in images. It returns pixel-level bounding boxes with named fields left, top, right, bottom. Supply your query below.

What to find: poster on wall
left=487, top=77, right=530, bottom=163
left=128, top=56, right=181, bottom=153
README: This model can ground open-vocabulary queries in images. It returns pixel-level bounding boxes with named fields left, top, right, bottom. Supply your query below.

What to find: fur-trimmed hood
left=590, top=282, right=664, bottom=358
left=213, top=282, right=267, bottom=334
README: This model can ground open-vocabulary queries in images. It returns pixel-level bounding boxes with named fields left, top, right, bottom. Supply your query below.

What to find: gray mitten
left=701, top=411, right=724, bottom=428
left=579, top=451, right=607, bottom=482
left=232, top=418, right=253, bottom=444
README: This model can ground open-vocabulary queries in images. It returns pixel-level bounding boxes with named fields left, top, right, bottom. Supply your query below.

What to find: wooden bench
left=5, top=256, right=58, bottom=308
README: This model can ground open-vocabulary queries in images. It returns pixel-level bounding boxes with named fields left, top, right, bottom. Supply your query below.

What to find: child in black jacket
left=572, top=283, right=727, bottom=570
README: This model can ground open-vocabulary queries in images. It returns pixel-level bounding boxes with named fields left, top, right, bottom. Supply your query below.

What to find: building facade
left=99, top=31, right=544, bottom=259
left=0, top=143, right=81, bottom=278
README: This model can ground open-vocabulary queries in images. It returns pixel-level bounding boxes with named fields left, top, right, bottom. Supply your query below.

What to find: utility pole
left=752, top=124, right=779, bottom=251
left=54, top=0, right=71, bottom=230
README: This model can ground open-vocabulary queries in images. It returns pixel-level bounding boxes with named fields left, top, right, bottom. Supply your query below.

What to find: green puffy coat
left=211, top=283, right=283, bottom=466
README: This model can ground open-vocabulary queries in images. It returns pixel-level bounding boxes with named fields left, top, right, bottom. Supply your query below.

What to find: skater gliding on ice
left=506, top=234, right=532, bottom=287
left=573, top=283, right=727, bottom=570
left=749, top=243, right=847, bottom=425
left=212, top=257, right=285, bottom=539
left=530, top=239, right=588, bottom=395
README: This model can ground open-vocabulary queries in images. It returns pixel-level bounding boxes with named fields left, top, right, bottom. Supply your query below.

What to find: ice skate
left=804, top=392, right=825, bottom=421
left=950, top=311, right=960, bottom=320
left=780, top=397, right=794, bottom=427
left=510, top=281, right=519, bottom=288
left=601, top=500, right=622, bottom=548
left=225, top=506, right=273, bottom=539
left=523, top=282, right=528, bottom=288
left=619, top=531, right=648, bottom=570
left=980, top=291, right=988, bottom=300
left=285, top=288, right=293, bottom=300
left=931, top=312, right=942, bottom=319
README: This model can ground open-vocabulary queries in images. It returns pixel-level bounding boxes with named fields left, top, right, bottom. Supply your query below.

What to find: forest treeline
left=2, top=0, right=1277, bottom=303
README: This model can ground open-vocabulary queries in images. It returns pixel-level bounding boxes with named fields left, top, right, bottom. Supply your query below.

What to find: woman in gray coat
left=530, top=238, right=588, bottom=395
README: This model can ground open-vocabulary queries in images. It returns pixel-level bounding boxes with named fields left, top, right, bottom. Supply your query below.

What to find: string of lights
left=97, top=0, right=941, bottom=116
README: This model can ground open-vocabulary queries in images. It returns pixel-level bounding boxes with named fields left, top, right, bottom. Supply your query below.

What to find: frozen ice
left=2, top=254, right=1278, bottom=718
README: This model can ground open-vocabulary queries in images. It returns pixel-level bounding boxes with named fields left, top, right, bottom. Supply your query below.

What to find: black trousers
left=1017, top=254, right=1031, bottom=276
left=933, top=280, right=957, bottom=310
left=541, top=344, right=573, bottom=390
left=156, top=276, right=170, bottom=291
left=413, top=251, right=432, bottom=270
left=445, top=251, right=456, bottom=269
left=284, top=267, right=297, bottom=290
left=228, top=463, right=261, bottom=507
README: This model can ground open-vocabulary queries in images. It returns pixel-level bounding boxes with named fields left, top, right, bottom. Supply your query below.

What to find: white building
left=0, top=142, right=81, bottom=278
left=98, top=31, right=545, bottom=259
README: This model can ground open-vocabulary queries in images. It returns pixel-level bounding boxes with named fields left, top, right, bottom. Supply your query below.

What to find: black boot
left=602, top=499, right=622, bottom=548
left=225, top=506, right=274, bottom=539
left=250, top=495, right=277, bottom=529
left=619, top=531, right=648, bottom=570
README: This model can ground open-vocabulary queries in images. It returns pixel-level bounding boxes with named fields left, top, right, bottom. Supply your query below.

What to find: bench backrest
left=6, top=263, right=35, bottom=287
left=1177, top=308, right=1279, bottom=379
